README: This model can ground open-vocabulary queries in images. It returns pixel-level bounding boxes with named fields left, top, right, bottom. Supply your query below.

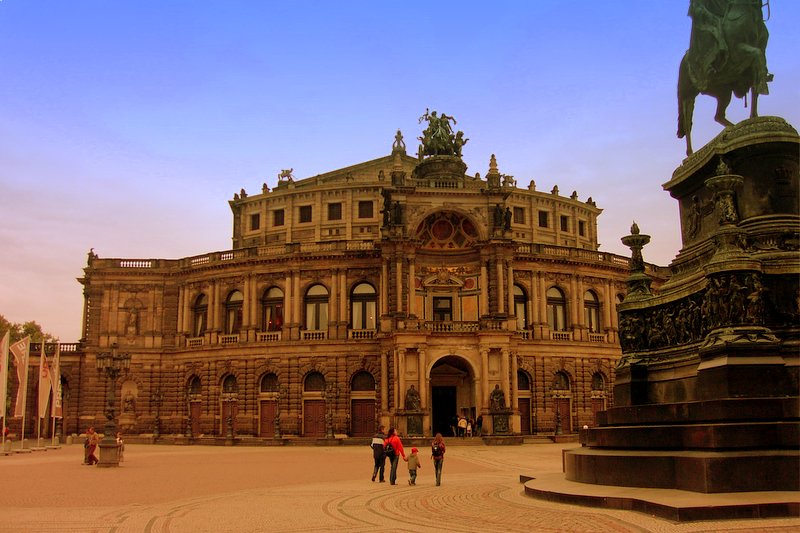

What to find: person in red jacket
left=383, top=427, right=406, bottom=485
left=431, top=433, right=446, bottom=486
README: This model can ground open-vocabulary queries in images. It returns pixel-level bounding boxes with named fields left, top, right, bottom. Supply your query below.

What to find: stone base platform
left=521, top=472, right=800, bottom=522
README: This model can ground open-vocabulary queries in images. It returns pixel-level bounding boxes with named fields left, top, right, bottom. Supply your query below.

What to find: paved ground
left=1, top=441, right=799, bottom=533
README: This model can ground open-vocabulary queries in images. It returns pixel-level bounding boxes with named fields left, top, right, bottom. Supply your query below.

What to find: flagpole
left=20, top=340, right=29, bottom=449
left=1, top=331, right=8, bottom=450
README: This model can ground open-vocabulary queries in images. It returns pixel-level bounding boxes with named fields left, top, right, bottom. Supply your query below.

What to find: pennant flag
left=51, top=344, right=62, bottom=419
left=10, top=336, right=30, bottom=417
left=0, top=331, right=9, bottom=421
left=38, top=344, right=52, bottom=419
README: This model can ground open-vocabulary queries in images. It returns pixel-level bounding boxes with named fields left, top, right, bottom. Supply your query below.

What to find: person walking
left=407, top=447, right=421, bottom=485
left=384, top=427, right=406, bottom=485
left=458, top=416, right=467, bottom=437
left=370, top=425, right=387, bottom=482
left=85, top=427, right=99, bottom=465
left=431, top=433, right=446, bottom=486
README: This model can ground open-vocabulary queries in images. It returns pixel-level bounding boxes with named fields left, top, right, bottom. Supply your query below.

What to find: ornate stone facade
left=21, top=121, right=669, bottom=441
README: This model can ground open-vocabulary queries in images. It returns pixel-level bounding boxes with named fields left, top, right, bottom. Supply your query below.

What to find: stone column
left=408, top=255, right=416, bottom=317
left=243, top=276, right=252, bottom=340
left=480, top=349, right=490, bottom=412
left=177, top=285, right=186, bottom=336
left=380, top=259, right=389, bottom=316
left=507, top=261, right=514, bottom=317
left=419, top=349, right=428, bottom=409
left=380, top=350, right=389, bottom=412
left=501, top=349, right=510, bottom=405
left=395, top=255, right=404, bottom=314
left=329, top=269, right=338, bottom=337
left=284, top=272, right=293, bottom=327
left=339, top=270, right=347, bottom=337
left=511, top=353, right=519, bottom=411
left=480, top=261, right=489, bottom=316
left=398, top=349, right=406, bottom=409
left=495, top=259, right=505, bottom=314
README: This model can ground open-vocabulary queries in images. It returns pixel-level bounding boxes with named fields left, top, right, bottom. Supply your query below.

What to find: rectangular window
left=538, top=211, right=549, bottom=228
left=358, top=201, right=373, bottom=219
left=299, top=205, right=312, bottom=223
left=250, top=213, right=260, bottom=231
left=560, top=215, right=569, bottom=232
left=513, top=207, right=525, bottom=224
left=328, top=202, right=342, bottom=221
left=273, top=209, right=284, bottom=227
left=433, top=297, right=453, bottom=321
left=578, top=220, right=586, bottom=237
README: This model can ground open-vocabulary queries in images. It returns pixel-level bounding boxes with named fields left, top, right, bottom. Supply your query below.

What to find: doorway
left=432, top=386, right=456, bottom=436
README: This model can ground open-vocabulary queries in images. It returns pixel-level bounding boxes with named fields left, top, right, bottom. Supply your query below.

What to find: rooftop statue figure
left=678, top=0, right=771, bottom=155
left=418, top=108, right=468, bottom=157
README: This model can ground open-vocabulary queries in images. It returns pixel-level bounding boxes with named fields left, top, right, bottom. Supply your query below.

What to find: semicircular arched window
left=260, top=373, right=279, bottom=393
left=351, top=371, right=375, bottom=392
left=193, top=294, right=208, bottom=337
left=514, top=284, right=529, bottom=330
left=351, top=282, right=377, bottom=330
left=546, top=287, right=567, bottom=331
left=261, top=287, right=284, bottom=332
left=304, top=371, right=326, bottom=392
left=304, top=285, right=329, bottom=331
left=584, top=290, right=601, bottom=333
left=222, top=374, right=238, bottom=394
left=225, top=290, right=244, bottom=335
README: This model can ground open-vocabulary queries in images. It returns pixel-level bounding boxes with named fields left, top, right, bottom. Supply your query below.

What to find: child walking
left=407, top=447, right=422, bottom=485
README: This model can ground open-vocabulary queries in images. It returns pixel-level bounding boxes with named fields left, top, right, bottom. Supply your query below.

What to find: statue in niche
left=405, top=384, right=421, bottom=411
left=493, top=204, right=505, bottom=229
left=123, top=394, right=136, bottom=414
left=489, top=384, right=506, bottom=412
left=504, top=207, right=512, bottom=231
left=126, top=307, right=139, bottom=336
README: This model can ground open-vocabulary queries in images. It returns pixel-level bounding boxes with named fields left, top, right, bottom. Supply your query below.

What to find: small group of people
left=452, top=415, right=482, bottom=437
left=83, top=427, right=124, bottom=465
left=371, top=426, right=446, bottom=486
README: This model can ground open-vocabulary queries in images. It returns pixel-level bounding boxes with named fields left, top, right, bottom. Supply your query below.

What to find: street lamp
left=323, top=383, right=340, bottom=439
left=95, top=344, right=131, bottom=467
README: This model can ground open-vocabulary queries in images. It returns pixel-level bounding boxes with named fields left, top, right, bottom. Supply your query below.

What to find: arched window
left=304, top=284, right=329, bottom=331
left=225, top=290, right=244, bottom=335
left=591, top=372, right=605, bottom=391
left=261, top=287, right=284, bottom=332
left=260, top=373, right=279, bottom=393
left=552, top=371, right=570, bottom=391
left=546, top=287, right=567, bottom=331
left=188, top=376, right=202, bottom=395
left=222, top=375, right=238, bottom=394
left=351, top=283, right=377, bottom=330
left=304, top=371, right=326, bottom=392
left=351, top=371, right=375, bottom=391
left=193, top=294, right=208, bottom=337
left=584, top=290, right=601, bottom=333
left=517, top=370, right=531, bottom=391
left=514, top=284, right=529, bottom=330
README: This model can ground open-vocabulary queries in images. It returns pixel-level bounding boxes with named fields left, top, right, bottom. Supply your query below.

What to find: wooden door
left=554, top=398, right=571, bottom=433
left=190, top=402, right=201, bottom=437
left=303, top=400, right=326, bottom=437
left=350, top=399, right=375, bottom=437
left=518, top=397, right=531, bottom=434
left=260, top=400, right=277, bottom=437
left=221, top=401, right=238, bottom=435
left=591, top=397, right=605, bottom=427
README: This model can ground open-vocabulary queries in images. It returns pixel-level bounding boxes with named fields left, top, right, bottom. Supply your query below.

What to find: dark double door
left=432, top=386, right=456, bottom=437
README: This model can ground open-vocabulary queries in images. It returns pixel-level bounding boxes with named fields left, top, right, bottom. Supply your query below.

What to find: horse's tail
left=677, top=54, right=695, bottom=140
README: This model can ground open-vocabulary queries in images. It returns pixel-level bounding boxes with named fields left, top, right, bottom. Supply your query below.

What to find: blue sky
left=1, top=1, right=798, bottom=340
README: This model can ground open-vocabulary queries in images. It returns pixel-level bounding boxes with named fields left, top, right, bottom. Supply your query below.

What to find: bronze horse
left=677, top=0, right=770, bottom=155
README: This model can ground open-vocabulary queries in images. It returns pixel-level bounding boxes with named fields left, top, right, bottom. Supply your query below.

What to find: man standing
left=371, top=425, right=387, bottom=482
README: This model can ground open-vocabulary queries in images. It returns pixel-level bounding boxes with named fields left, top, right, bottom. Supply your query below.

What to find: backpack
left=384, top=441, right=395, bottom=457
left=432, top=443, right=441, bottom=456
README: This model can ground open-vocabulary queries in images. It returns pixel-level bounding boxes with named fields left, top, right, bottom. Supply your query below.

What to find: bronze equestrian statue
left=677, top=0, right=771, bottom=155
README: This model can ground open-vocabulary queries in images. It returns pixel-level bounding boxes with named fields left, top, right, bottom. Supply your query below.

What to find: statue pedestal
left=490, top=411, right=511, bottom=435
left=567, top=118, right=800, bottom=493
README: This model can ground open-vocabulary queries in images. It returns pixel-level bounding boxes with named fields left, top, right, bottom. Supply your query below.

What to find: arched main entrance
left=429, top=355, right=475, bottom=437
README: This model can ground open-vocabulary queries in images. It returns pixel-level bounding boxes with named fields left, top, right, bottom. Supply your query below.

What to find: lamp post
left=95, top=344, right=131, bottom=467
left=151, top=389, right=164, bottom=440
left=324, top=383, right=340, bottom=439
